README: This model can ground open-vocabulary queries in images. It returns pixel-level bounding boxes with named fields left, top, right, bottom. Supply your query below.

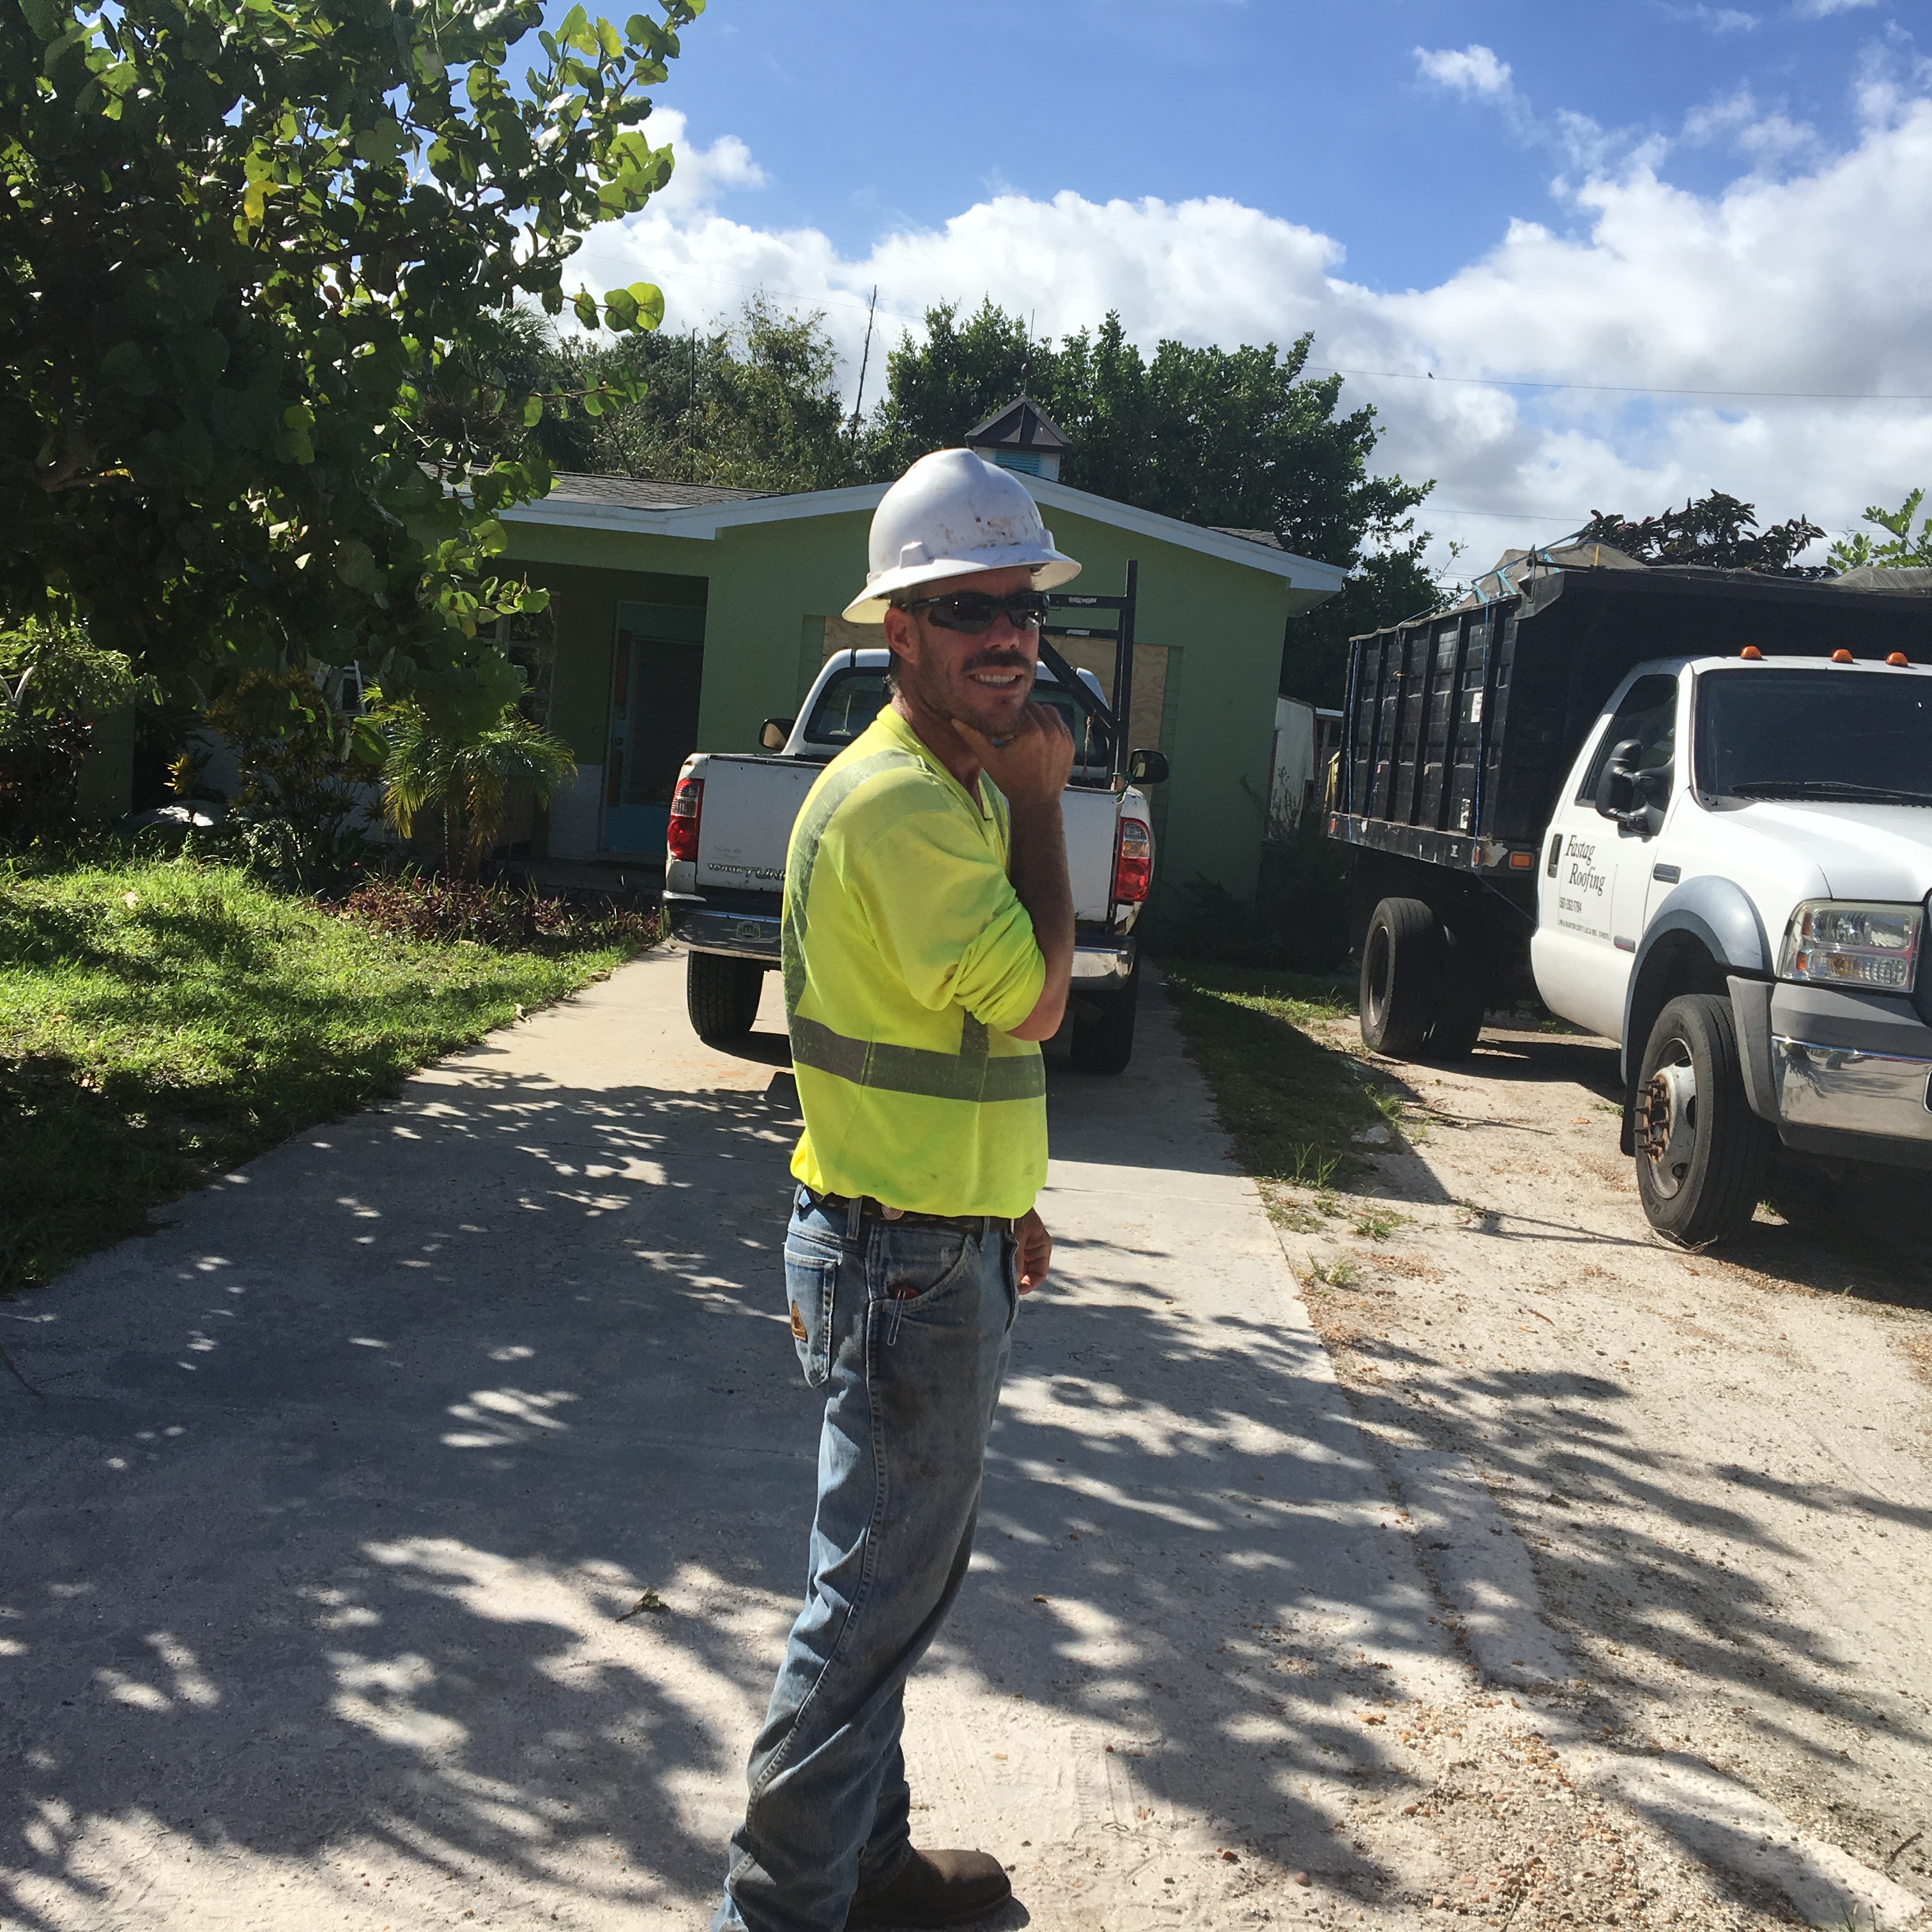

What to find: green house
left=502, top=465, right=1343, bottom=903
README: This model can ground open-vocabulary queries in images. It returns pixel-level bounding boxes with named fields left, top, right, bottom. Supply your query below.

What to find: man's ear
left=881, top=606, right=918, bottom=684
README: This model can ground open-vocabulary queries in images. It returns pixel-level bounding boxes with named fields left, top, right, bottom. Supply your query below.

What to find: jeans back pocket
left=785, top=1248, right=838, bottom=1388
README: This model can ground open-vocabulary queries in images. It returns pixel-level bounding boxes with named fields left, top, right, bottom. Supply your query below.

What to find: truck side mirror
left=1632, top=760, right=1673, bottom=836
left=759, top=717, right=794, bottom=753
left=1595, top=739, right=1642, bottom=820
left=1127, top=747, right=1169, bottom=786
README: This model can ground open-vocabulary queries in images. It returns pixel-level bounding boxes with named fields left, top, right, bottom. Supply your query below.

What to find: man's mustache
left=962, top=653, right=1034, bottom=676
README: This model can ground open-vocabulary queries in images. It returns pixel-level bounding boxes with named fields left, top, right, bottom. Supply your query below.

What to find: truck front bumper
left=1761, top=981, right=1932, bottom=1159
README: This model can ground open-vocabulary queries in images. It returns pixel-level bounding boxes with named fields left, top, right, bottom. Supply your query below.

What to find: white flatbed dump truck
left=1328, top=559, right=1932, bottom=1245
left=661, top=647, right=1169, bottom=1075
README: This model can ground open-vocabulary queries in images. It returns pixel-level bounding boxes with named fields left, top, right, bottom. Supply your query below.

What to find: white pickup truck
left=1331, top=564, right=1932, bottom=1245
left=661, top=648, right=1165, bottom=1074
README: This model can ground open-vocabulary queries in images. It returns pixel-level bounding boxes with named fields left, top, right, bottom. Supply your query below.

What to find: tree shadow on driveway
left=2, top=985, right=1452, bottom=1929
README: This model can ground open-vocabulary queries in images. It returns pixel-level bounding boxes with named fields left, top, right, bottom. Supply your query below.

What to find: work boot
left=846, top=1848, right=1012, bottom=1928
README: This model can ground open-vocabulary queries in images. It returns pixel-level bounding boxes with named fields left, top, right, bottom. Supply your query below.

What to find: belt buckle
left=877, top=1201, right=904, bottom=1221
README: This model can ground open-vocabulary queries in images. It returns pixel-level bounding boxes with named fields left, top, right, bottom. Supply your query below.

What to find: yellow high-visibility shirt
left=783, top=705, right=1048, bottom=1218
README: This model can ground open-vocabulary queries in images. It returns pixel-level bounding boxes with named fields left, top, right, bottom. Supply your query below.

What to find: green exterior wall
left=501, top=502, right=1299, bottom=902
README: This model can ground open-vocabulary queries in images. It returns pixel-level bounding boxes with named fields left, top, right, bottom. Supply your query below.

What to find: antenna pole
left=848, top=286, right=878, bottom=438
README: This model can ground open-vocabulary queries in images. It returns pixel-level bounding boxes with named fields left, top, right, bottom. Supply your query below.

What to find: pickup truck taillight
left=1112, top=815, right=1152, bottom=902
left=666, top=776, right=703, bottom=862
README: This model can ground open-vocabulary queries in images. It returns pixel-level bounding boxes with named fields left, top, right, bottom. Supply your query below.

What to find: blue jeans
left=712, top=1188, right=1019, bottom=1932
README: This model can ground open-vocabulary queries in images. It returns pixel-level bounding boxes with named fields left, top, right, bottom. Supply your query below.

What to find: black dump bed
left=1331, top=562, right=1932, bottom=874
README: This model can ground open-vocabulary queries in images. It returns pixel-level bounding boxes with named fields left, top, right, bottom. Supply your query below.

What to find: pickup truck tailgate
left=691, top=754, right=1131, bottom=923
left=1064, top=786, right=1123, bottom=923
left=694, top=754, right=821, bottom=891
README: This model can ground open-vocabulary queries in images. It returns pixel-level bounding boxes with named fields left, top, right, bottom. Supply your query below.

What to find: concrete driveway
left=1, top=952, right=1911, bottom=1929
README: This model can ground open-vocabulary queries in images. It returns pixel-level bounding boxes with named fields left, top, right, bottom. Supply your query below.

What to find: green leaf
left=625, top=280, right=664, bottom=330
left=348, top=714, right=389, bottom=767
left=100, top=339, right=156, bottom=395
left=173, top=328, right=231, bottom=388
left=17, top=0, right=62, bottom=43
left=601, top=286, right=638, bottom=330
left=353, top=118, right=404, bottom=166
left=571, top=288, right=599, bottom=329
left=41, top=10, right=100, bottom=72
left=521, top=394, right=543, bottom=426
left=334, top=537, right=379, bottom=591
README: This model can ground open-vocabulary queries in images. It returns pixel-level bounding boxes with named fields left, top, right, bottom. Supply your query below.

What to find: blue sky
left=562, top=1, right=1932, bottom=565
left=659, top=0, right=1901, bottom=292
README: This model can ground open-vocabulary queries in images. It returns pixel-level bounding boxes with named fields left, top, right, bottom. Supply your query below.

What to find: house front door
left=602, top=602, right=705, bottom=855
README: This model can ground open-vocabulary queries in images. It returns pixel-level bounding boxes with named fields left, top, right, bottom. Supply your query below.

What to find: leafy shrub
left=203, top=666, right=385, bottom=891
left=340, top=871, right=657, bottom=953
left=373, top=694, right=577, bottom=883
left=0, top=618, right=153, bottom=845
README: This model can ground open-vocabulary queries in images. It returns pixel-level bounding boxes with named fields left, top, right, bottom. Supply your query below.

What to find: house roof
left=965, top=396, right=1073, bottom=455
left=502, top=469, right=1349, bottom=594
left=1215, top=527, right=1305, bottom=552
left=542, top=473, right=770, bottom=510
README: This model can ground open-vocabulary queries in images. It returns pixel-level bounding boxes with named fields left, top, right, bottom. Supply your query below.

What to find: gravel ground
left=1268, top=1015, right=1932, bottom=1930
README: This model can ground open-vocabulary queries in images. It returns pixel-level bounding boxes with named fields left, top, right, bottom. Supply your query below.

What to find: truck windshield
left=1696, top=668, right=1932, bottom=805
left=802, top=668, right=1110, bottom=770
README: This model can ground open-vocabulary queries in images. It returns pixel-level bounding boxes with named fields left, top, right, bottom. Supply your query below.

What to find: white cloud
left=1659, top=4, right=1761, bottom=31
left=1680, top=86, right=1821, bottom=164
left=1413, top=43, right=1515, bottom=100
left=1792, top=0, right=1876, bottom=16
left=575, top=84, right=1932, bottom=571
left=636, top=107, right=766, bottom=215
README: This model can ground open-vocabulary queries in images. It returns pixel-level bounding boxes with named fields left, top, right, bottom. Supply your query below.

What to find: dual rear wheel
left=1358, top=896, right=1488, bottom=1061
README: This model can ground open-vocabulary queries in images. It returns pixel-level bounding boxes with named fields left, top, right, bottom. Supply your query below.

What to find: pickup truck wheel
left=687, top=950, right=766, bottom=1044
left=1634, top=993, right=1769, bottom=1247
left=1423, top=922, right=1487, bottom=1061
left=1359, top=897, right=1441, bottom=1058
left=1069, top=960, right=1140, bottom=1075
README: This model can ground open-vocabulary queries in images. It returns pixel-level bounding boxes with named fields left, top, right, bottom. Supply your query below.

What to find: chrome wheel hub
left=1637, top=1057, right=1698, bottom=1200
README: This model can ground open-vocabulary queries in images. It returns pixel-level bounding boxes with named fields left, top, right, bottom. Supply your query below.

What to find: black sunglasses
left=902, top=589, right=1051, bottom=634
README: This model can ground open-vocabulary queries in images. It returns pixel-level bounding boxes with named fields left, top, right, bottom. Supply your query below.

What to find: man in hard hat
left=712, top=448, right=1080, bottom=1932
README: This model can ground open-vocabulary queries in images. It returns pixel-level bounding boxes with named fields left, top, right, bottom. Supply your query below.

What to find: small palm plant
left=377, top=696, right=577, bottom=882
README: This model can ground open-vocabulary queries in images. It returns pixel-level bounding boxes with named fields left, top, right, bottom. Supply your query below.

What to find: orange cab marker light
left=1740, top=645, right=1763, bottom=660
left=1887, top=652, right=1910, bottom=666
left=1831, top=648, right=1855, bottom=663
left=1508, top=850, right=1537, bottom=870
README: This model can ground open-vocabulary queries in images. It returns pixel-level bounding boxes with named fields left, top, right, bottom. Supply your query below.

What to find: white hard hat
left=841, top=447, right=1081, bottom=622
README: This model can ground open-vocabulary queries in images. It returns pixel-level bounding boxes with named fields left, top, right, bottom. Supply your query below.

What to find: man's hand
left=958, top=701, right=1074, bottom=810
left=1014, top=1208, right=1052, bottom=1294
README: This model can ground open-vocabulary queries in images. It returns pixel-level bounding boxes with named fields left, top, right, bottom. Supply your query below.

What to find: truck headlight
left=1778, top=900, right=1922, bottom=993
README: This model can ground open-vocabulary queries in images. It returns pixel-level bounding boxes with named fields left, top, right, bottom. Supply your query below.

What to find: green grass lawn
left=1, top=855, right=645, bottom=1294
left=1156, top=960, right=1393, bottom=1195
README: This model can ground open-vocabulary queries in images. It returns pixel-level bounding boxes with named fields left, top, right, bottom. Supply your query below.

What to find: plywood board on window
left=1046, top=640, right=1172, bottom=758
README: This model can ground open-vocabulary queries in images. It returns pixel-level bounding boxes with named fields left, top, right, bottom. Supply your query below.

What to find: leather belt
left=802, top=1186, right=1015, bottom=1237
